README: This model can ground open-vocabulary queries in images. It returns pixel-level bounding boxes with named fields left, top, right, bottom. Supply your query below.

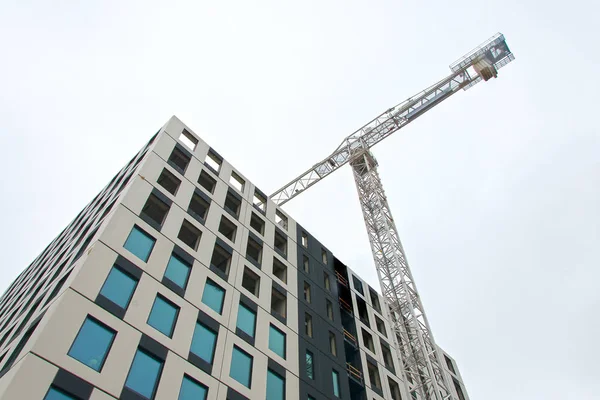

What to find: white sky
left=1, top=1, right=598, bottom=399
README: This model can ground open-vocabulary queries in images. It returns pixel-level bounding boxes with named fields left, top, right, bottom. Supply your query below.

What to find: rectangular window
left=202, top=279, right=225, bottom=314
left=274, top=231, right=287, bottom=256
left=253, top=190, right=267, bottom=212
left=321, top=249, right=327, bottom=264
left=445, top=355, right=457, bottom=374
left=324, top=273, right=331, bottom=292
left=178, top=220, right=202, bottom=250
left=198, top=170, right=217, bottom=194
left=44, top=387, right=76, bottom=400
left=236, top=303, right=257, bottom=338
left=164, top=254, right=192, bottom=290
left=241, top=267, right=260, bottom=297
left=453, top=378, right=466, bottom=400
left=362, top=328, right=375, bottom=353
left=179, top=129, right=198, bottom=151
left=229, top=171, right=245, bottom=192
left=303, top=282, right=311, bottom=303
left=389, top=378, right=402, bottom=400
left=272, top=257, right=287, bottom=284
left=352, top=275, right=364, bottom=295
left=169, top=147, right=191, bottom=172
left=367, top=361, right=382, bottom=390
left=188, top=192, right=210, bottom=221
left=124, top=226, right=156, bottom=262
left=369, top=287, right=381, bottom=313
left=141, top=193, right=170, bottom=227
left=271, top=288, right=287, bottom=318
left=224, top=191, right=241, bottom=218
left=204, top=151, right=222, bottom=173
left=246, top=236, right=262, bottom=265
left=179, top=375, right=208, bottom=400
left=381, top=343, right=394, bottom=370
left=268, top=324, right=286, bottom=359
left=305, top=351, right=314, bottom=379
left=266, top=369, right=285, bottom=400
left=326, top=300, right=334, bottom=321
left=218, top=216, right=237, bottom=242
left=275, top=210, right=288, bottom=230
left=230, top=346, right=253, bottom=388
left=210, top=244, right=232, bottom=276
left=157, top=168, right=181, bottom=195
left=147, top=295, right=179, bottom=338
left=301, top=232, right=308, bottom=248
left=191, top=322, right=217, bottom=364
left=305, top=313, right=313, bottom=337
left=329, top=331, right=337, bottom=356
left=99, top=266, right=138, bottom=309
left=125, top=349, right=164, bottom=399
left=303, top=256, right=310, bottom=273
left=250, top=212, right=265, bottom=235
left=332, top=370, right=340, bottom=398
left=68, top=316, right=116, bottom=371
left=375, top=316, right=387, bottom=337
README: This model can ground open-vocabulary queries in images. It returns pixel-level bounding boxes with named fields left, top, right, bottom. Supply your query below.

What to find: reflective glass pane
left=147, top=295, right=179, bottom=337
left=125, top=349, right=163, bottom=399
left=99, top=266, right=137, bottom=309
left=236, top=303, right=256, bottom=338
left=164, top=254, right=191, bottom=289
left=306, top=351, right=314, bottom=379
left=268, top=325, right=286, bottom=359
left=68, top=317, right=115, bottom=371
left=179, top=375, right=208, bottom=400
left=266, top=370, right=285, bottom=400
left=124, top=226, right=156, bottom=262
left=191, top=322, right=217, bottom=363
left=230, top=347, right=253, bottom=388
left=201, top=280, right=225, bottom=314
left=332, top=370, right=340, bottom=397
left=44, top=387, right=76, bottom=400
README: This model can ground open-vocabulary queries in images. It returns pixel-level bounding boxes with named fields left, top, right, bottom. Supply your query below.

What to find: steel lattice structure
left=271, top=33, right=514, bottom=400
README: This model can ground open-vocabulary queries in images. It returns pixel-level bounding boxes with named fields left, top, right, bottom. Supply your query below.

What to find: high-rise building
left=0, top=116, right=469, bottom=400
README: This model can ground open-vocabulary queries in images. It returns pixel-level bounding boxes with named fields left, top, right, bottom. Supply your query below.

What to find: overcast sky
left=1, top=1, right=598, bottom=399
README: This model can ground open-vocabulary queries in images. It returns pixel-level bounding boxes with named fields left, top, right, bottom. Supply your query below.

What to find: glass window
left=147, top=295, right=179, bottom=337
left=164, top=254, right=192, bottom=289
left=236, top=303, right=257, bottom=338
left=124, top=226, right=156, bottom=262
left=202, top=279, right=225, bottom=314
left=268, top=324, right=286, bottom=359
left=125, top=349, right=163, bottom=399
left=332, top=370, right=341, bottom=398
left=99, top=266, right=137, bottom=309
left=44, top=387, right=76, bottom=400
left=266, top=369, right=285, bottom=400
left=230, top=346, right=253, bottom=388
left=67, top=317, right=116, bottom=371
left=306, top=351, right=314, bottom=379
left=191, top=322, right=217, bottom=363
left=179, top=375, right=208, bottom=400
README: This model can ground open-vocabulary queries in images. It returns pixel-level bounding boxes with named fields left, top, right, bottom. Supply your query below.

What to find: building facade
left=0, top=116, right=469, bottom=400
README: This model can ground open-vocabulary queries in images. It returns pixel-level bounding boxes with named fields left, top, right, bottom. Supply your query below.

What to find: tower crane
left=270, top=33, right=515, bottom=400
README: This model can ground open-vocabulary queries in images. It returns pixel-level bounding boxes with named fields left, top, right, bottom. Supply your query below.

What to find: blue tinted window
left=268, top=324, right=286, bottom=359
left=44, top=387, right=76, bottom=400
left=191, top=322, right=217, bottom=363
left=236, top=303, right=256, bottom=338
left=332, top=370, right=340, bottom=398
left=99, top=266, right=137, bottom=309
left=164, top=254, right=191, bottom=289
left=201, top=279, right=225, bottom=314
left=266, top=369, right=285, bottom=400
left=125, top=349, right=163, bottom=399
left=147, top=295, right=179, bottom=337
left=230, top=346, right=253, bottom=388
left=124, top=226, right=156, bottom=262
left=67, top=317, right=116, bottom=371
left=306, top=351, right=314, bottom=379
left=178, top=375, right=208, bottom=400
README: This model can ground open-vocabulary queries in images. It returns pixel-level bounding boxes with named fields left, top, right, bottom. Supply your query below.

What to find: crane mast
left=271, top=33, right=514, bottom=400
